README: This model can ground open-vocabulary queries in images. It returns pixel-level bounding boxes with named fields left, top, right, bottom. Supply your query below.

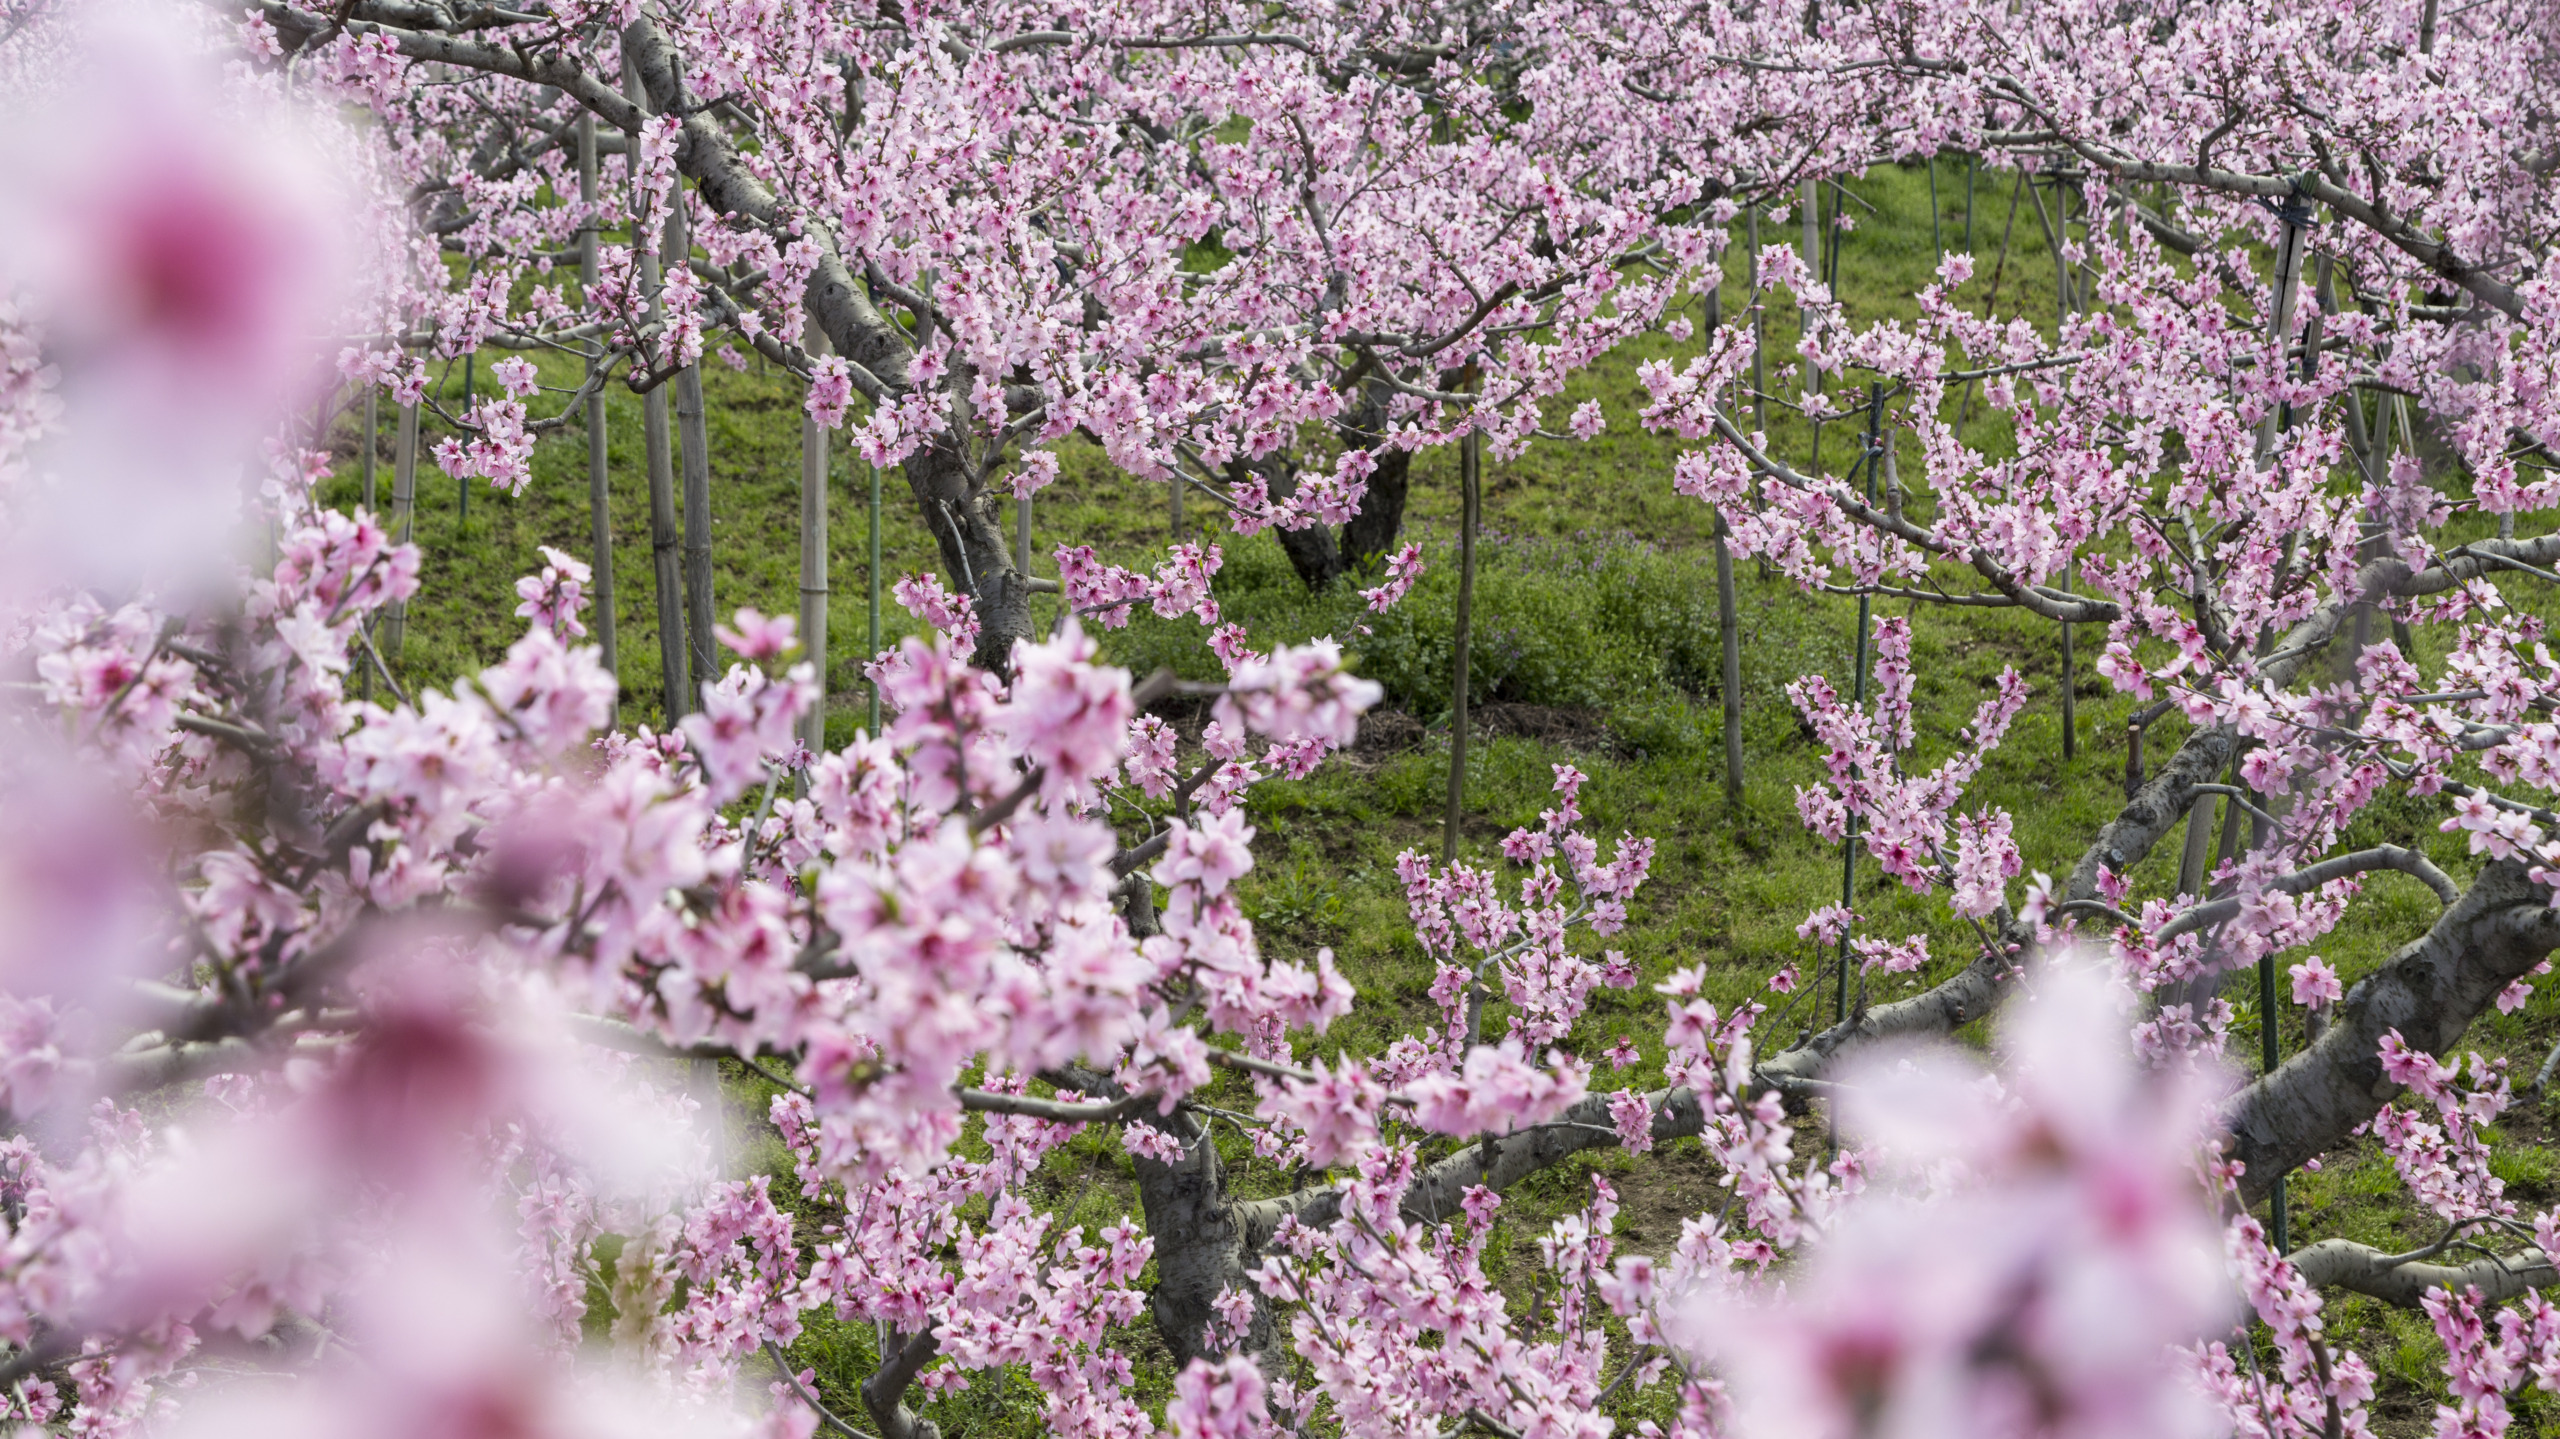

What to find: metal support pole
left=867, top=460, right=883, bottom=734
left=799, top=318, right=831, bottom=759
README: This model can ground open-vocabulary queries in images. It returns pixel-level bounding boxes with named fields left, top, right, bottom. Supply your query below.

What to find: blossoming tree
left=7, top=2, right=2560, bottom=1439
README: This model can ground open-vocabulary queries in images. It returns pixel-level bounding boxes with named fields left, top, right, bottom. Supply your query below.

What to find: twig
left=764, top=1340, right=883, bottom=1439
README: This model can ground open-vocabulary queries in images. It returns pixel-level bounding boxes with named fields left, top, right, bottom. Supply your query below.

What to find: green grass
left=318, top=156, right=2560, bottom=1438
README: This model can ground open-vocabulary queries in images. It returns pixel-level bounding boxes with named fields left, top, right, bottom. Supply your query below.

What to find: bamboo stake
left=2032, top=173, right=2080, bottom=760
left=578, top=113, right=618, bottom=706
left=1802, top=178, right=1824, bottom=470
left=1836, top=386, right=1884, bottom=1027
left=1749, top=207, right=1766, bottom=439
left=2256, top=196, right=2316, bottom=1257
left=2060, top=561, right=2077, bottom=760
left=800, top=317, right=831, bottom=759
left=1704, top=238, right=1745, bottom=808
left=1443, top=426, right=1482, bottom=863
left=628, top=51, right=688, bottom=720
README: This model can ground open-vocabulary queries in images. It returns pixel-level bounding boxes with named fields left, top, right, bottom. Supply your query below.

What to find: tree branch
left=2224, top=859, right=2560, bottom=1205
left=2286, top=1237, right=2555, bottom=1308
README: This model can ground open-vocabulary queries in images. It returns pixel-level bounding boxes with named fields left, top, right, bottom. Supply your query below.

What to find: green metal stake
left=459, top=351, right=474, bottom=526
left=867, top=458, right=883, bottom=734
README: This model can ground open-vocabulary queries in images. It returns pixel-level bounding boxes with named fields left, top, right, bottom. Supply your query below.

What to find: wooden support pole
left=1802, top=178, right=1824, bottom=470
left=628, top=50, right=688, bottom=721
left=1836, top=386, right=1884, bottom=1026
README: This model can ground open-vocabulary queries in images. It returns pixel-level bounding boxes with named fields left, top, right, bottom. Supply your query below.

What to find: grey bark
left=1235, top=451, right=1343, bottom=589
left=1133, top=1106, right=1280, bottom=1367
left=2224, top=859, right=2560, bottom=1206
left=2288, top=1237, right=2555, bottom=1309
left=1338, top=435, right=1413, bottom=570
left=1256, top=376, right=1415, bottom=593
left=1275, top=1085, right=1712, bottom=1234
left=860, top=1326, right=941, bottom=1439
left=1049, top=1063, right=1278, bottom=1368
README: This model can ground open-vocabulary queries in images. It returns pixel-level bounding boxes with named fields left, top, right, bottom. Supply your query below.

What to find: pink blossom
left=1003, top=620, right=1130, bottom=804
left=804, top=355, right=853, bottom=428
left=1260, top=1058, right=1386, bottom=1168
left=513, top=547, right=592, bottom=639
left=1165, top=1355, right=1268, bottom=1439
left=1406, top=1040, right=1588, bottom=1136
left=1358, top=543, right=1426, bottom=613
left=715, top=609, right=799, bottom=662
left=2288, top=956, right=2343, bottom=1009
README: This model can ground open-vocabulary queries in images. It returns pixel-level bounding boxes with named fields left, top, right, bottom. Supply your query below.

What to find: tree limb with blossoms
left=1587, top=0, right=2560, bottom=1426
left=239, top=0, right=1755, bottom=672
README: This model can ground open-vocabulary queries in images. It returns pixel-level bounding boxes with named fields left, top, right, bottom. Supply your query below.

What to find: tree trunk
left=1259, top=375, right=1420, bottom=594
left=1336, top=374, right=1413, bottom=576
left=1235, top=452, right=1345, bottom=590
left=901, top=437, right=1032, bottom=677
left=1129, top=1111, right=1277, bottom=1367
left=1045, top=1061, right=1278, bottom=1368
left=1337, top=446, right=1412, bottom=573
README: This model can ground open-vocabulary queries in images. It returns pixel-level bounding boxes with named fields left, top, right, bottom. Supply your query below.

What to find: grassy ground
left=321, top=158, right=2560, bottom=1435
